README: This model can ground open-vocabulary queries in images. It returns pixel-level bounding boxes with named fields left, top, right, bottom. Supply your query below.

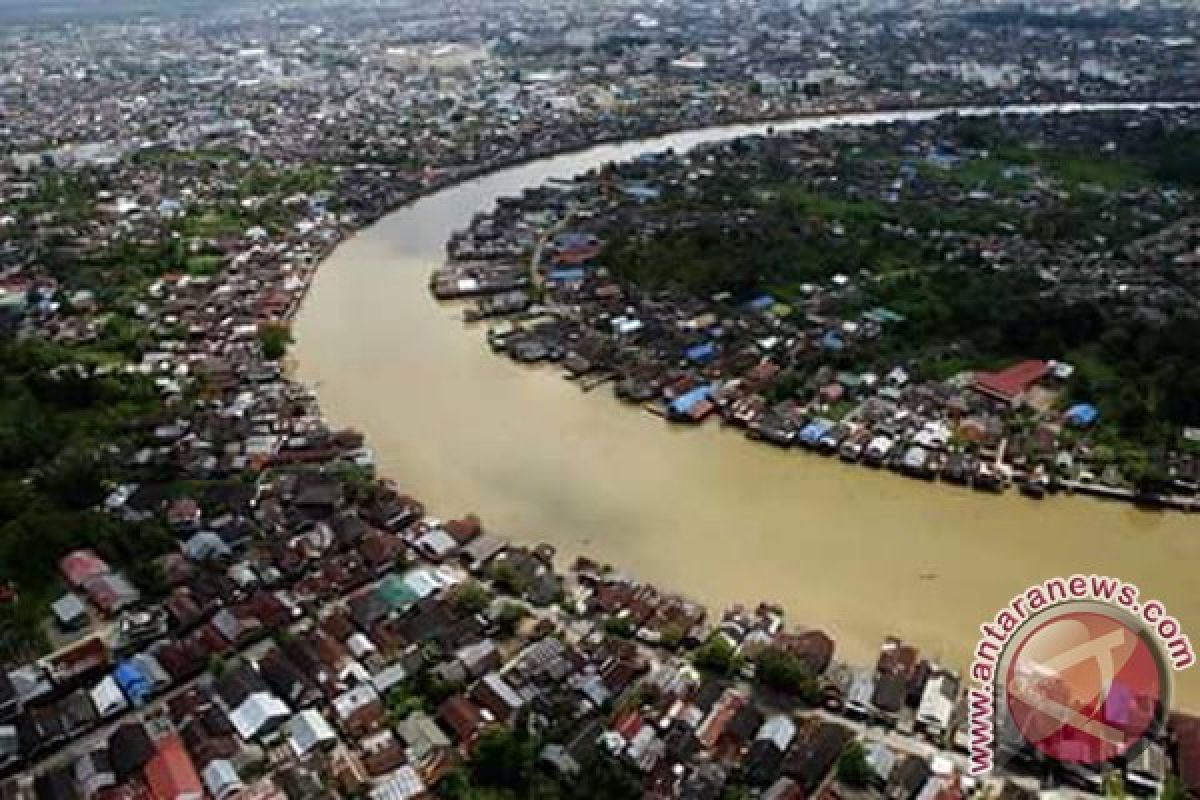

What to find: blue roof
left=821, top=331, right=845, bottom=351
left=548, top=267, right=586, bottom=283
left=686, top=342, right=716, bottom=364
left=622, top=184, right=662, bottom=201
left=669, top=385, right=712, bottom=415
left=862, top=307, right=906, bottom=324
left=1065, top=403, right=1099, bottom=426
left=113, top=661, right=152, bottom=705
left=746, top=295, right=774, bottom=312
left=555, top=232, right=595, bottom=249
left=799, top=419, right=833, bottom=444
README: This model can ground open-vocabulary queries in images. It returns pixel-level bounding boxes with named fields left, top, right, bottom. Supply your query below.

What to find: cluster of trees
left=437, top=724, right=641, bottom=800
left=604, top=119, right=1200, bottom=455
left=867, top=263, right=1200, bottom=448
left=0, top=338, right=173, bottom=661
left=692, top=636, right=821, bottom=704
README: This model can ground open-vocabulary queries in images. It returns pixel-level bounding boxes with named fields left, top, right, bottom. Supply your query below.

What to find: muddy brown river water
left=292, top=104, right=1200, bottom=708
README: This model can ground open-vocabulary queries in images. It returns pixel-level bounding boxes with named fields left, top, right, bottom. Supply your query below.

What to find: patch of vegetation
left=0, top=338, right=172, bottom=662
left=753, top=647, right=819, bottom=702
left=258, top=322, right=293, bottom=361
left=692, top=634, right=742, bottom=677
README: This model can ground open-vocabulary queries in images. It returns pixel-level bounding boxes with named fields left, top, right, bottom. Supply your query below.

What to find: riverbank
left=447, top=105, right=1200, bottom=513
left=292, top=101, right=1200, bottom=709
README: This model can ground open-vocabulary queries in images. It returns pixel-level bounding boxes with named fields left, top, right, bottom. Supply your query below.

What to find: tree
left=603, top=616, right=636, bottom=639
left=452, top=581, right=493, bottom=617
left=259, top=323, right=293, bottom=361
left=39, top=445, right=110, bottom=509
left=836, top=741, right=872, bottom=787
left=693, top=635, right=741, bottom=676
left=471, top=727, right=537, bottom=792
left=386, top=685, right=426, bottom=723
left=754, top=647, right=820, bottom=703
left=572, top=752, right=641, bottom=800
left=488, top=562, right=529, bottom=596
left=493, top=601, right=529, bottom=637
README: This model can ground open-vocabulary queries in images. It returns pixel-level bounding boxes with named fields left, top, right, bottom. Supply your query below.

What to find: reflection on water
left=293, top=104, right=1200, bottom=708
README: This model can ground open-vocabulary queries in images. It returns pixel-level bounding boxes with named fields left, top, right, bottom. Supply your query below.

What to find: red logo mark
left=1005, top=609, right=1162, bottom=764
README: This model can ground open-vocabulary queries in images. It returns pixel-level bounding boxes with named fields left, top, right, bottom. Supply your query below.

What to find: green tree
left=488, top=562, right=529, bottom=596
left=39, top=445, right=110, bottom=509
left=493, top=601, right=529, bottom=637
left=452, top=581, right=493, bottom=617
left=471, top=727, right=537, bottom=792
left=259, top=323, right=293, bottom=360
left=693, top=635, right=741, bottom=677
left=836, top=741, right=872, bottom=787
left=754, top=647, right=820, bottom=702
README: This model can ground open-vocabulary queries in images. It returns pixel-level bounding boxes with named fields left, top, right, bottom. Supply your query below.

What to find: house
left=844, top=670, right=876, bottom=719
left=971, top=360, right=1049, bottom=408
left=52, top=593, right=89, bottom=632
left=332, top=684, right=384, bottom=738
left=916, top=672, right=959, bottom=738
left=201, top=759, right=244, bottom=800
left=459, top=534, right=507, bottom=572
left=0, top=672, right=16, bottom=722
left=437, top=695, right=490, bottom=746
left=227, top=692, right=290, bottom=742
left=369, top=765, right=426, bottom=800
left=59, top=550, right=110, bottom=589
left=34, top=766, right=78, bottom=800
left=89, top=675, right=129, bottom=719
left=257, top=649, right=317, bottom=708
left=144, top=734, right=204, bottom=800
left=395, top=711, right=451, bottom=765
left=0, top=723, right=19, bottom=773
left=871, top=673, right=908, bottom=720
left=74, top=747, right=116, bottom=800
left=886, top=755, right=932, bottom=800
left=471, top=673, right=526, bottom=722
left=358, top=729, right=405, bottom=778
left=286, top=709, right=338, bottom=758
left=109, top=723, right=156, bottom=781
left=744, top=729, right=789, bottom=786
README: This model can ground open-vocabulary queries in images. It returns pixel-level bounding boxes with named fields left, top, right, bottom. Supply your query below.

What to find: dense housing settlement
left=444, top=108, right=1200, bottom=505
left=1, top=1, right=1200, bottom=799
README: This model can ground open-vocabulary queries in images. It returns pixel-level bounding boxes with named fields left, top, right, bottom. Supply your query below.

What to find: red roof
left=144, top=734, right=203, bottom=800
left=611, top=710, right=643, bottom=741
left=972, top=360, right=1049, bottom=401
left=59, top=548, right=110, bottom=587
left=437, top=696, right=486, bottom=743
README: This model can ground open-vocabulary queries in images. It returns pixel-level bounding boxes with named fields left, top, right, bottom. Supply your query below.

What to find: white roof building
left=90, top=676, right=128, bottom=719
left=755, top=714, right=796, bottom=751
left=228, top=691, right=290, bottom=740
left=916, top=672, right=959, bottom=736
left=286, top=709, right=338, bottom=757
left=370, top=765, right=426, bottom=800
left=202, top=759, right=244, bottom=800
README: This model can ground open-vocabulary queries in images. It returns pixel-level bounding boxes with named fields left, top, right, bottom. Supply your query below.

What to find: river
left=292, top=103, right=1200, bottom=708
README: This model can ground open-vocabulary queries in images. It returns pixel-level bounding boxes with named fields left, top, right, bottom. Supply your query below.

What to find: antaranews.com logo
left=967, top=575, right=1195, bottom=776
